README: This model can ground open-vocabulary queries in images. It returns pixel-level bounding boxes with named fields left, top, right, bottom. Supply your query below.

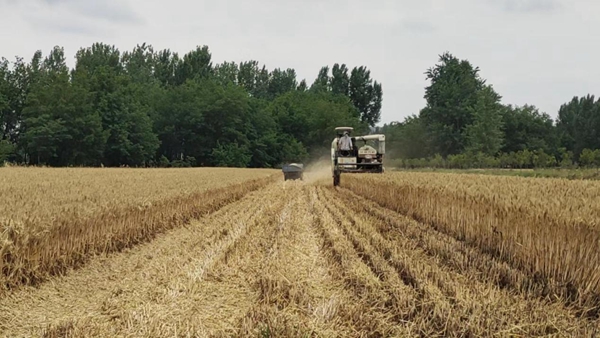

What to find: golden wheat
left=0, top=167, right=598, bottom=337
left=0, top=167, right=277, bottom=294
left=324, top=185, right=596, bottom=336
left=0, top=167, right=276, bottom=226
left=343, top=171, right=600, bottom=317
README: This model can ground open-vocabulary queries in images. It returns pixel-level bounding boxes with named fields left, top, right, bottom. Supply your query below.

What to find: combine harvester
left=331, top=126, right=385, bottom=186
left=282, top=163, right=304, bottom=181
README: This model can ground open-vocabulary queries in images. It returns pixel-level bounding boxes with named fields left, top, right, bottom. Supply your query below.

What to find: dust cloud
left=302, top=158, right=331, bottom=184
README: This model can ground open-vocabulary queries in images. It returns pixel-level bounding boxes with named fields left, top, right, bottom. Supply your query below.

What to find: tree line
left=0, top=43, right=382, bottom=167
left=379, top=52, right=600, bottom=169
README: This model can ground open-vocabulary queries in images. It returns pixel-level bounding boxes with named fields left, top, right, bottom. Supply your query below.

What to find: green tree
left=501, top=104, right=558, bottom=155
left=154, top=78, right=253, bottom=166
left=0, top=58, right=10, bottom=140
left=236, top=61, right=273, bottom=99
left=556, top=95, right=600, bottom=159
left=211, top=141, right=252, bottom=167
left=267, top=68, right=297, bottom=100
left=0, top=41, right=387, bottom=168
left=578, top=148, right=600, bottom=167
left=153, top=49, right=179, bottom=87
left=213, top=61, right=239, bottom=85
left=331, top=63, right=350, bottom=96
left=154, top=80, right=204, bottom=163
left=237, top=60, right=259, bottom=94
left=296, top=79, right=308, bottom=92
left=174, top=45, right=213, bottom=85
left=72, top=43, right=158, bottom=166
left=122, top=43, right=164, bottom=131
left=349, top=66, right=382, bottom=127
left=310, top=66, right=330, bottom=92
left=379, top=115, right=430, bottom=159
left=531, top=149, right=556, bottom=168
left=268, top=90, right=366, bottom=159
left=121, top=43, right=156, bottom=84
left=200, top=81, right=252, bottom=166
left=558, top=147, right=574, bottom=168
left=0, top=139, right=13, bottom=163
left=420, top=52, right=486, bottom=156
left=1, top=54, right=34, bottom=158
left=464, top=85, right=504, bottom=156
left=244, top=97, right=280, bottom=167
left=20, top=46, right=106, bottom=166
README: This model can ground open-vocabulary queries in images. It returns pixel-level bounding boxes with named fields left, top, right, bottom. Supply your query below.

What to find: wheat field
left=1, top=166, right=599, bottom=337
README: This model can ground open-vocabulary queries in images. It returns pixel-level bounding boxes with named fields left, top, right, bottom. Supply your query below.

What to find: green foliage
left=420, top=52, right=487, bottom=156
left=309, top=64, right=382, bottom=127
left=267, top=68, right=297, bottom=100
left=268, top=90, right=366, bottom=159
left=464, top=85, right=504, bottom=156
left=378, top=115, right=429, bottom=159
left=211, top=141, right=252, bottom=167
left=501, top=104, right=557, bottom=155
left=349, top=66, right=382, bottom=127
left=384, top=50, right=600, bottom=171
left=578, top=149, right=600, bottom=167
left=556, top=95, right=600, bottom=160
left=0, top=58, right=11, bottom=140
left=0, top=42, right=382, bottom=168
left=0, top=139, right=14, bottom=163
left=18, top=46, right=106, bottom=166
left=7, top=42, right=600, bottom=170
left=558, top=148, right=574, bottom=168
left=174, top=45, right=213, bottom=85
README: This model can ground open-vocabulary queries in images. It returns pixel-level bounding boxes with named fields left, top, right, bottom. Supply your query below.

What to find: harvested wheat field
left=0, top=167, right=277, bottom=293
left=1, top=166, right=599, bottom=337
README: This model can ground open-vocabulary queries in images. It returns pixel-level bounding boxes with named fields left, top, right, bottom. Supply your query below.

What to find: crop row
left=343, top=172, right=600, bottom=317
left=0, top=168, right=276, bottom=295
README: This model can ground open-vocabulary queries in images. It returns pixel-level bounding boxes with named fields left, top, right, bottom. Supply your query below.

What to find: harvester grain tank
left=282, top=163, right=304, bottom=181
left=331, top=127, right=385, bottom=186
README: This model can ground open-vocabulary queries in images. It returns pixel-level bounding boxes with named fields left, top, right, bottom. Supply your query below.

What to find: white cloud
left=0, top=0, right=599, bottom=125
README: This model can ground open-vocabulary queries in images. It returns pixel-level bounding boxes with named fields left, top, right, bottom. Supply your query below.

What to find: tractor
left=331, top=127, right=385, bottom=186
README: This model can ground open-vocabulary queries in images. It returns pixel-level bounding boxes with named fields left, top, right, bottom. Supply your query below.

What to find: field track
left=1, top=169, right=599, bottom=337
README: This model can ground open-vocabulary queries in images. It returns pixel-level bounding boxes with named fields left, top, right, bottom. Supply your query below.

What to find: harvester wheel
left=333, top=172, right=340, bottom=186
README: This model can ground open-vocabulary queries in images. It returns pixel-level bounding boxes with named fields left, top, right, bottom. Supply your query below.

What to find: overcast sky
left=1, top=0, right=599, bottom=125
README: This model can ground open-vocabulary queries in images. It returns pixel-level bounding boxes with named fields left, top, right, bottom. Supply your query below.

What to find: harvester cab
left=331, top=127, right=385, bottom=186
